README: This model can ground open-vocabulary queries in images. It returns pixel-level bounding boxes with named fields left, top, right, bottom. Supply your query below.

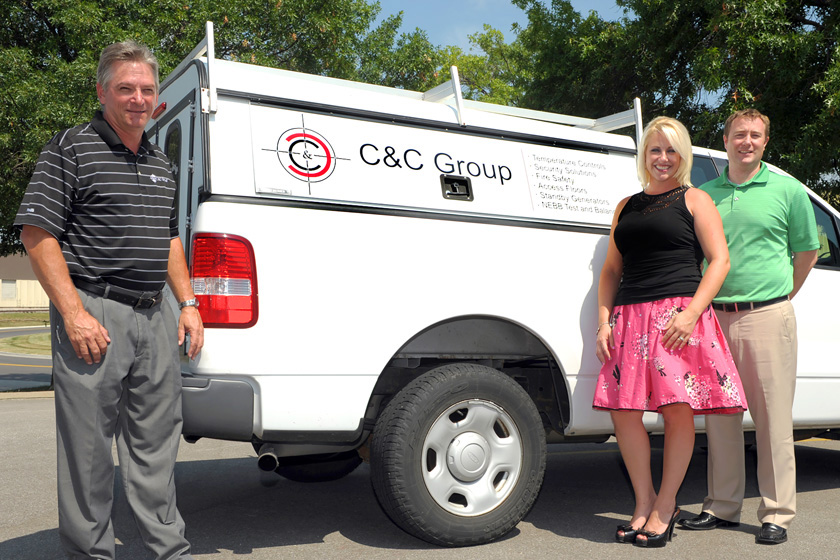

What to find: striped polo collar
left=90, top=110, right=153, bottom=155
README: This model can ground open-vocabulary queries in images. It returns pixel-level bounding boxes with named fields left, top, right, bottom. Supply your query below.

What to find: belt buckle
left=134, top=292, right=161, bottom=309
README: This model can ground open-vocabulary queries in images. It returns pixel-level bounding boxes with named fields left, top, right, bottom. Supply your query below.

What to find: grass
left=0, top=312, right=50, bottom=328
left=0, top=333, right=52, bottom=355
left=0, top=312, right=51, bottom=356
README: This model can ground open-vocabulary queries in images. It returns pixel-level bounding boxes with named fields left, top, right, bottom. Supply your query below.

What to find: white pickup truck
left=147, top=22, right=840, bottom=547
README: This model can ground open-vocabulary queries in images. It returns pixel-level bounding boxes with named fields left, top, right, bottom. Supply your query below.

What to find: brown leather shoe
left=756, top=523, right=787, bottom=544
left=677, top=512, right=740, bottom=531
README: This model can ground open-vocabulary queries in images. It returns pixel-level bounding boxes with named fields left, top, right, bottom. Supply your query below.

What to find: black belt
left=712, top=295, right=789, bottom=313
left=73, top=278, right=163, bottom=309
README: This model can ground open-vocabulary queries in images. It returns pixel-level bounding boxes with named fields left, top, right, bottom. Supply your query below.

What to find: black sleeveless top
left=613, top=186, right=703, bottom=305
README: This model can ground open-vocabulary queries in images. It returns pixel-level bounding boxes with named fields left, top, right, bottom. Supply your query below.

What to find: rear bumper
left=181, top=375, right=255, bottom=441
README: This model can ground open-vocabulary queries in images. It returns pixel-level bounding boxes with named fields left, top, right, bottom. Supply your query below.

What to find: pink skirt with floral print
left=592, top=296, right=747, bottom=414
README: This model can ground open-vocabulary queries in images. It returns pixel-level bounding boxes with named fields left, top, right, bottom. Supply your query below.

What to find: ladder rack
left=423, top=66, right=643, bottom=146
left=177, top=22, right=642, bottom=144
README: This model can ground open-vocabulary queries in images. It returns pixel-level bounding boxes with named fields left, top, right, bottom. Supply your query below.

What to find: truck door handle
left=440, top=175, right=473, bottom=201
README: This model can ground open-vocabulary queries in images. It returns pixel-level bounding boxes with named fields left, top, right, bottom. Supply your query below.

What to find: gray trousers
left=51, top=290, right=191, bottom=559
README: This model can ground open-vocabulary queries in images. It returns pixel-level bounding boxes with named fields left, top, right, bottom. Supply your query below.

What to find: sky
left=374, top=1, right=626, bottom=52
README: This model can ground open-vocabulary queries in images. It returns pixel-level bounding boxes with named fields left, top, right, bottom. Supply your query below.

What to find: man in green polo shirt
left=678, top=109, right=819, bottom=544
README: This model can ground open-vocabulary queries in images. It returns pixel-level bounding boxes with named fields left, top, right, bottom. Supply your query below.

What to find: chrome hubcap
left=422, top=399, right=523, bottom=516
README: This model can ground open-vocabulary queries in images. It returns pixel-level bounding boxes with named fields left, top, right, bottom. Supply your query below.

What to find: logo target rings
left=276, top=128, right=336, bottom=182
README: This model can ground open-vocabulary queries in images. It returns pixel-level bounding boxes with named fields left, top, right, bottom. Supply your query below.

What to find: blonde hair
left=636, top=116, right=693, bottom=188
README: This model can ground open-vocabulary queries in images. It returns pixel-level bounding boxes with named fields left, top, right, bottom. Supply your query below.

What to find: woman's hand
left=662, top=309, right=700, bottom=350
left=596, top=324, right=614, bottom=364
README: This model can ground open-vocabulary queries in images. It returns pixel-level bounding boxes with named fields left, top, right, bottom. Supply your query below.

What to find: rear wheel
left=370, top=363, right=546, bottom=547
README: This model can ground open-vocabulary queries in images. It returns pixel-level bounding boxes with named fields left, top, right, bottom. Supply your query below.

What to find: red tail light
left=190, top=233, right=258, bottom=328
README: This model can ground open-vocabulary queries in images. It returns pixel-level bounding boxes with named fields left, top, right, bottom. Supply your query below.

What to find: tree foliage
left=4, top=1, right=839, bottom=257
left=0, top=0, right=445, bottom=255
left=440, top=24, right=530, bottom=106
left=513, top=0, right=840, bottom=206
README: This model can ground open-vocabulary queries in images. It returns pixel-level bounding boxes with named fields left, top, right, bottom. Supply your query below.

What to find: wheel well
left=368, top=316, right=570, bottom=436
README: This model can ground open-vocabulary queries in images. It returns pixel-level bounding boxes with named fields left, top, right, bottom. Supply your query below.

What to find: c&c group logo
left=275, top=127, right=337, bottom=183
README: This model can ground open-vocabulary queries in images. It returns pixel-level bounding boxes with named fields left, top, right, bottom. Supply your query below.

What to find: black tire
left=274, top=451, right=363, bottom=483
left=370, top=363, right=546, bottom=547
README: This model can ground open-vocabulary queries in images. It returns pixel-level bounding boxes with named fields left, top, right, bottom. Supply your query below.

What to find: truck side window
left=712, top=158, right=728, bottom=175
left=164, top=123, right=182, bottom=187
left=812, top=198, right=840, bottom=268
left=164, top=123, right=182, bottom=211
left=691, top=155, right=719, bottom=186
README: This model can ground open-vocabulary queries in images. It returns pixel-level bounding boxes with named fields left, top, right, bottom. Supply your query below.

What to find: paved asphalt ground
left=2, top=393, right=839, bottom=560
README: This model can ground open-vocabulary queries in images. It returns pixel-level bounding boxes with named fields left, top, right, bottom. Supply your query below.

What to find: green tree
left=439, top=24, right=530, bottom=106
left=0, top=0, right=445, bottom=255
left=356, top=19, right=447, bottom=90
left=514, top=0, right=641, bottom=118
left=703, top=0, right=840, bottom=205
left=513, top=0, right=840, bottom=206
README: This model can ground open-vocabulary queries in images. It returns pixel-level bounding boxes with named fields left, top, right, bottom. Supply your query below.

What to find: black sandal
left=616, top=523, right=641, bottom=543
left=634, top=507, right=681, bottom=548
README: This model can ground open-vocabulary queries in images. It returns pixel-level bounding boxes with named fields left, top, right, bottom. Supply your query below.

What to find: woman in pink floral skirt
left=592, top=117, right=746, bottom=548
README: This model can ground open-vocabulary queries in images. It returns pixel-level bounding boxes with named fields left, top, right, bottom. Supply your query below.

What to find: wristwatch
left=179, top=298, right=199, bottom=309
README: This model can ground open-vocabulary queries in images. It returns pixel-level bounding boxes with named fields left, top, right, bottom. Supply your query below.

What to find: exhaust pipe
left=257, top=444, right=279, bottom=471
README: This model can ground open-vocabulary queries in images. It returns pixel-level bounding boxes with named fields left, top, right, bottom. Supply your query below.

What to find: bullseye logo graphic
left=275, top=127, right=337, bottom=183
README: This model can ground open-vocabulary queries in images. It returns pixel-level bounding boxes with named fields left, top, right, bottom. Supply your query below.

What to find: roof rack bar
left=423, top=74, right=455, bottom=103
left=460, top=99, right=595, bottom=127
left=422, top=67, right=642, bottom=139
left=422, top=66, right=466, bottom=126
left=633, top=97, right=643, bottom=146
left=588, top=108, right=635, bottom=132
left=205, top=21, right=217, bottom=113
left=167, top=21, right=217, bottom=113
left=449, top=66, right=466, bottom=127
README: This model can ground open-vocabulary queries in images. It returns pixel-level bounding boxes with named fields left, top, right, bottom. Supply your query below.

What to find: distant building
left=0, top=254, right=49, bottom=310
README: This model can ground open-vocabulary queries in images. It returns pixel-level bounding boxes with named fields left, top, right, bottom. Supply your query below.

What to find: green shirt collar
left=722, top=161, right=769, bottom=188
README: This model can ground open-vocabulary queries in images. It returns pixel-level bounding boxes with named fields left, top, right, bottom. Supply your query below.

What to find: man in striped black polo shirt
left=16, top=40, right=202, bottom=559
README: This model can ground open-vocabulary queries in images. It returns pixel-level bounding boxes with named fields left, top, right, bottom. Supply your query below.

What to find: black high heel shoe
left=615, top=524, right=641, bottom=543
left=634, top=507, right=680, bottom=548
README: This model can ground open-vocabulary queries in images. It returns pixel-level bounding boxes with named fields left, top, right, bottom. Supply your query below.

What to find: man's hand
left=20, top=225, right=110, bottom=365
left=178, top=306, right=204, bottom=360
left=167, top=237, right=204, bottom=360
left=65, top=307, right=110, bottom=365
left=791, top=249, right=818, bottom=299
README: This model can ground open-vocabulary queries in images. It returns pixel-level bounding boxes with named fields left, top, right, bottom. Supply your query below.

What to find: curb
left=0, top=352, right=51, bottom=360
left=0, top=390, right=53, bottom=400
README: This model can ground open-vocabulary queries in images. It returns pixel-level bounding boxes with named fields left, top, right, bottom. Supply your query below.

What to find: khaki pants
left=702, top=300, right=797, bottom=528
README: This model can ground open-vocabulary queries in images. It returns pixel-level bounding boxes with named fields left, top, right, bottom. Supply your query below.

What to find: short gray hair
left=97, top=40, right=159, bottom=92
